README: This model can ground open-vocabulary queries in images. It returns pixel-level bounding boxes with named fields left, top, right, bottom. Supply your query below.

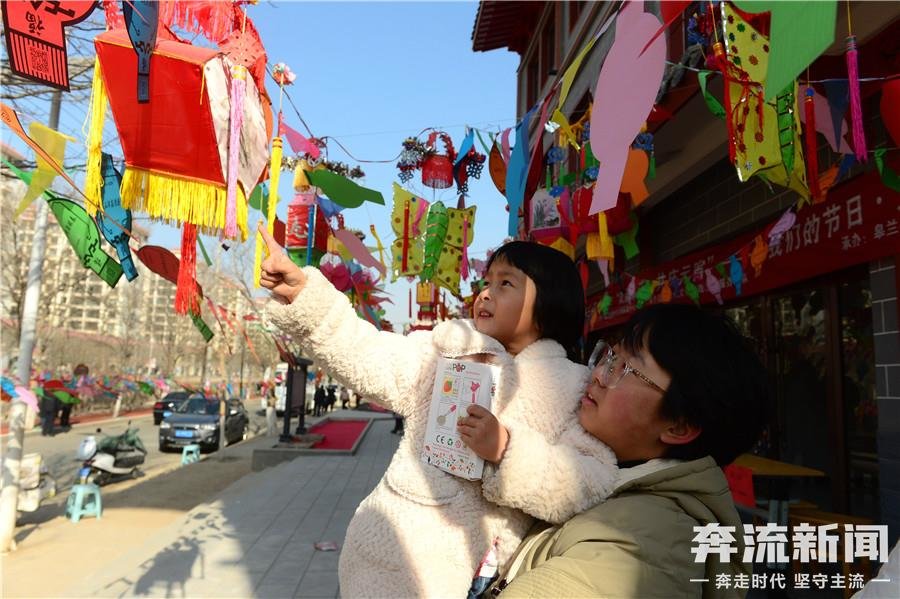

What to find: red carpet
left=309, top=419, right=368, bottom=450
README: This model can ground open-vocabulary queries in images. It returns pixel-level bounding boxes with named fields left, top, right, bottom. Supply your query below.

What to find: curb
left=0, top=408, right=154, bottom=438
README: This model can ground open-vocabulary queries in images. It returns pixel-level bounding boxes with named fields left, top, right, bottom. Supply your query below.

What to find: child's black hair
left=485, top=241, right=584, bottom=358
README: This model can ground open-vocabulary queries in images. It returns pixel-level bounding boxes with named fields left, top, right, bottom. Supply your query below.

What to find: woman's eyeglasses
left=587, top=341, right=666, bottom=394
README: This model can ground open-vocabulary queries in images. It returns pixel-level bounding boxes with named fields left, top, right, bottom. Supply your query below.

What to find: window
left=541, top=15, right=556, bottom=77
left=526, top=58, right=539, bottom=110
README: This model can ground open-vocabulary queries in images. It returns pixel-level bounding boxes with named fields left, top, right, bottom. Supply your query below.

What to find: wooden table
left=734, top=454, right=828, bottom=574
left=734, top=454, right=826, bottom=478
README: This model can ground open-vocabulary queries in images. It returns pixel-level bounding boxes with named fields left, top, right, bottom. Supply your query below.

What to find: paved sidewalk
left=65, top=409, right=398, bottom=598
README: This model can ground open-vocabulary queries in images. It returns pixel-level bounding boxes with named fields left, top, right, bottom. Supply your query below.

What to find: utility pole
left=0, top=91, right=61, bottom=553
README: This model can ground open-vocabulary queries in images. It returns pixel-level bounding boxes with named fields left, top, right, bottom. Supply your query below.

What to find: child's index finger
left=257, top=222, right=282, bottom=255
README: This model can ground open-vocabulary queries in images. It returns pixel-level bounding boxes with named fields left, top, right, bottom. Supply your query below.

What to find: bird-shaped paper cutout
left=589, top=0, right=666, bottom=214
left=48, top=198, right=123, bottom=288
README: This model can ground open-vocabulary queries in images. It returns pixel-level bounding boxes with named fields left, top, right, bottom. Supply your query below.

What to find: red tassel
left=804, top=86, right=821, bottom=201
left=401, top=199, right=410, bottom=273
left=845, top=35, right=867, bottom=162
left=175, top=223, right=200, bottom=316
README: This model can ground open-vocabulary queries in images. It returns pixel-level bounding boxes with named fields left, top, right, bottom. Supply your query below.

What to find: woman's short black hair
left=486, top=241, right=584, bottom=357
left=619, top=303, right=768, bottom=466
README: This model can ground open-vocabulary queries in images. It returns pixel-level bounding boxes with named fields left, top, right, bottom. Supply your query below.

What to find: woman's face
left=578, top=343, right=677, bottom=463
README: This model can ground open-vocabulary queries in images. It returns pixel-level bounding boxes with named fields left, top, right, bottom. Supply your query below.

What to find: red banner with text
left=588, top=170, right=900, bottom=330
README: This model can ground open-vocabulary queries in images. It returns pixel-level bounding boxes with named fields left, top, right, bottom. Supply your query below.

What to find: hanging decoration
left=306, top=169, right=385, bottom=208
left=798, top=86, right=852, bottom=155
left=92, top=29, right=269, bottom=237
left=588, top=0, right=666, bottom=214
left=390, top=183, right=429, bottom=280
left=48, top=198, right=124, bottom=288
left=720, top=4, right=809, bottom=202
left=421, top=131, right=456, bottom=189
left=286, top=194, right=328, bottom=267
left=15, top=122, right=75, bottom=217
left=94, top=153, right=138, bottom=282
left=122, top=0, right=159, bottom=103
left=843, top=5, right=866, bottom=162
left=0, top=0, right=96, bottom=90
left=732, top=1, right=837, bottom=101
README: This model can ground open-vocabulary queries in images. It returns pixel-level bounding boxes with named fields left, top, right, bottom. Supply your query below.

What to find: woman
left=487, top=303, right=768, bottom=598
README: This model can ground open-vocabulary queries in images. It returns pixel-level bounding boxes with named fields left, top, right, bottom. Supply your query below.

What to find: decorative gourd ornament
left=421, top=202, right=449, bottom=282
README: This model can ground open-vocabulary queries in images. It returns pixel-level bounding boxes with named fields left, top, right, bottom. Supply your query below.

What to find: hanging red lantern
left=286, top=196, right=328, bottom=266
left=421, top=131, right=456, bottom=189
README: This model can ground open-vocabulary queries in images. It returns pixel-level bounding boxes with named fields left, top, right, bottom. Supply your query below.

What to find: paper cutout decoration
left=190, top=313, right=214, bottom=343
left=798, top=86, right=852, bottom=154
left=390, top=184, right=429, bottom=280
left=136, top=245, right=204, bottom=305
left=505, top=112, right=532, bottom=235
left=0, top=102, right=82, bottom=199
left=306, top=169, right=385, bottom=208
left=589, top=1, right=666, bottom=214
left=874, top=149, right=900, bottom=193
left=698, top=70, right=726, bottom=119
left=1, top=0, right=96, bottom=90
left=47, top=198, right=123, bottom=288
left=93, top=153, right=138, bottom=281
left=333, top=229, right=386, bottom=278
left=733, top=1, right=836, bottom=101
left=122, top=0, right=158, bottom=103
left=93, top=29, right=268, bottom=238
left=488, top=143, right=507, bottom=196
left=722, top=5, right=808, bottom=200
left=421, top=202, right=449, bottom=282
left=705, top=269, right=723, bottom=305
left=439, top=205, right=476, bottom=290
left=729, top=254, right=744, bottom=296
left=16, top=122, right=75, bottom=217
left=319, top=253, right=352, bottom=292
left=620, top=148, right=650, bottom=206
left=281, top=117, right=321, bottom=160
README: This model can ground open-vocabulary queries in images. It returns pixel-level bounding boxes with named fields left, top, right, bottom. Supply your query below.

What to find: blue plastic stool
left=181, top=444, right=201, bottom=465
left=66, top=483, right=102, bottom=523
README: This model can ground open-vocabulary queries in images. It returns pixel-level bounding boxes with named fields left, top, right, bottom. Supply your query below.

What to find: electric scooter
left=77, top=423, right=147, bottom=486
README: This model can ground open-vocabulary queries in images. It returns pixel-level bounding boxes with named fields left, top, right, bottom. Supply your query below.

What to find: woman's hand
left=457, top=404, right=509, bottom=463
left=258, top=223, right=306, bottom=304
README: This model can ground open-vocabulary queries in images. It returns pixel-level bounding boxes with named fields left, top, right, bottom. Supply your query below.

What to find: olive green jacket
left=492, top=457, right=748, bottom=598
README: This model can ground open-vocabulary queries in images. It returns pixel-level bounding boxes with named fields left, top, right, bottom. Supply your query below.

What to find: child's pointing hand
left=259, top=223, right=306, bottom=304
left=457, top=404, right=509, bottom=464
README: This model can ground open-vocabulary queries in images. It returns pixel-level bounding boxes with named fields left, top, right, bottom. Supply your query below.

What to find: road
left=5, top=404, right=268, bottom=524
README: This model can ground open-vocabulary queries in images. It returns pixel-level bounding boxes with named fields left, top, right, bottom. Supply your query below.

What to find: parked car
left=158, top=395, right=249, bottom=452
left=153, top=391, right=190, bottom=425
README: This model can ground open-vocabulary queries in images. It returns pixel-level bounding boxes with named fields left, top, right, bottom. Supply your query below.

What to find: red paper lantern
left=286, top=202, right=328, bottom=253
left=422, top=154, right=453, bottom=189
left=421, top=131, right=456, bottom=190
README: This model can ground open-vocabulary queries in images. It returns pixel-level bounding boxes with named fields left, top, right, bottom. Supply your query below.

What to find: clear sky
left=2, top=1, right=521, bottom=329
left=243, top=0, right=520, bottom=326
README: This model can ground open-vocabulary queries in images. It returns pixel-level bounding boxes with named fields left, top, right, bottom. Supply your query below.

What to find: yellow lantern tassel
left=255, top=137, right=283, bottom=288
left=598, top=212, right=614, bottom=259
left=83, top=56, right=107, bottom=216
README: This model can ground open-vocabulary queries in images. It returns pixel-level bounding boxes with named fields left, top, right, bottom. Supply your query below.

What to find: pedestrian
left=265, top=380, right=277, bottom=436
left=339, top=386, right=350, bottom=410
left=260, top=230, right=617, bottom=597
left=326, top=385, right=337, bottom=412
left=313, top=384, right=326, bottom=417
left=390, top=411, right=404, bottom=435
left=39, top=387, right=58, bottom=436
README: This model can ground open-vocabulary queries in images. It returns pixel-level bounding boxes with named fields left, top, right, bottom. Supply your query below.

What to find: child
left=259, top=225, right=617, bottom=597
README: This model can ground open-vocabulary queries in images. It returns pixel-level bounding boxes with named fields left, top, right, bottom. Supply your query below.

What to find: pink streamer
left=411, top=197, right=430, bottom=236
left=225, top=70, right=246, bottom=239
left=597, top=259, right=610, bottom=287
left=846, top=36, right=867, bottom=162
left=460, top=217, right=470, bottom=281
left=500, top=127, right=512, bottom=163
left=333, top=228, right=386, bottom=278
left=279, top=117, right=321, bottom=160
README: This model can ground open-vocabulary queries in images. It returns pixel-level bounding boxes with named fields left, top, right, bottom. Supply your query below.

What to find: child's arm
left=260, top=226, right=432, bottom=416
left=459, top=406, right=618, bottom=524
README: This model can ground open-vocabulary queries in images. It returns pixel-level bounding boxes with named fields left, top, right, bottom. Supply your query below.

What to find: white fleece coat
left=266, top=267, right=618, bottom=598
